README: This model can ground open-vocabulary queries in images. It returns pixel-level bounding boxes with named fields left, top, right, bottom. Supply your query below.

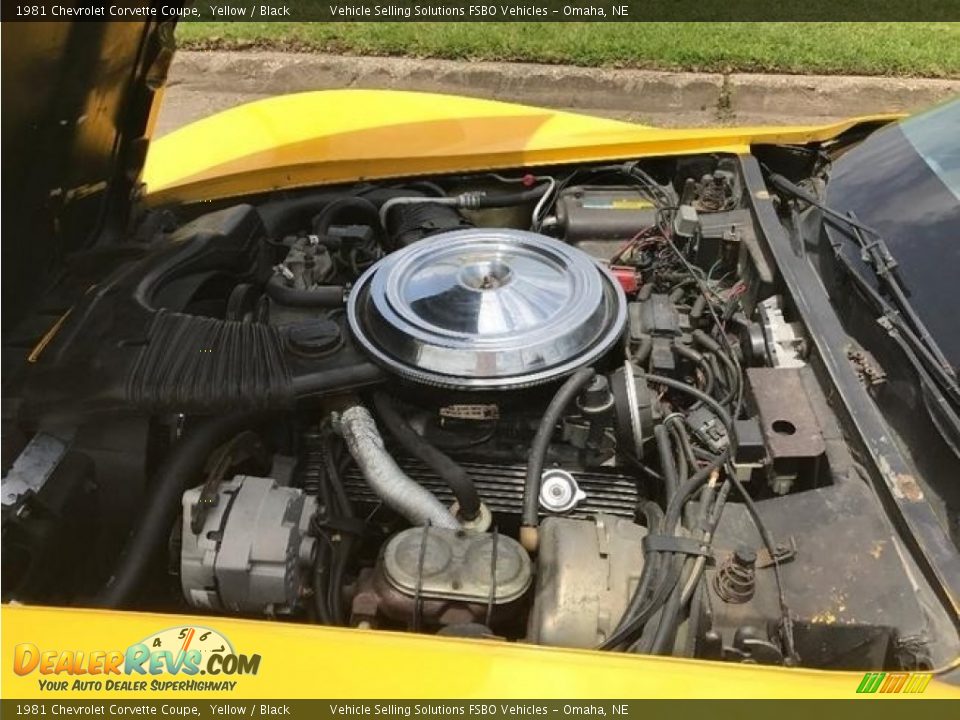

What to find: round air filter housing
left=347, top=228, right=626, bottom=390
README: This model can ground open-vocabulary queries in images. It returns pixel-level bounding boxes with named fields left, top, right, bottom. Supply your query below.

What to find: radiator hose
left=335, top=403, right=460, bottom=530
left=95, top=412, right=265, bottom=608
left=265, top=275, right=345, bottom=308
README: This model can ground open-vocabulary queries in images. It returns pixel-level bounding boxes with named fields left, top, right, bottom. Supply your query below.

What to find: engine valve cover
left=348, top=228, right=626, bottom=389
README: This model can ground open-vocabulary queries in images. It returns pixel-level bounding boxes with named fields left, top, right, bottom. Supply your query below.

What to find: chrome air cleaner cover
left=347, top=228, right=627, bottom=389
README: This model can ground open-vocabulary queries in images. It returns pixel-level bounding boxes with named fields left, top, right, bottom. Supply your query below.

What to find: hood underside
left=1, top=20, right=173, bottom=329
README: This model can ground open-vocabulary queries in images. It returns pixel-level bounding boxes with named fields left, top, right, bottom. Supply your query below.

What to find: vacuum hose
left=335, top=403, right=460, bottom=530
left=521, top=367, right=597, bottom=552
left=373, top=393, right=483, bottom=521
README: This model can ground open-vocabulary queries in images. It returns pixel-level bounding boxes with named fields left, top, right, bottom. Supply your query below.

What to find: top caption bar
left=2, top=0, right=959, bottom=22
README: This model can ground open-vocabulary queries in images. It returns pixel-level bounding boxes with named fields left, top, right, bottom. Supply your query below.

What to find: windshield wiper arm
left=766, top=172, right=957, bottom=387
left=844, top=210, right=956, bottom=376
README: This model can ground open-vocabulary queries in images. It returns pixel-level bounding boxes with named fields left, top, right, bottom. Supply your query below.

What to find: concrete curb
left=168, top=50, right=959, bottom=124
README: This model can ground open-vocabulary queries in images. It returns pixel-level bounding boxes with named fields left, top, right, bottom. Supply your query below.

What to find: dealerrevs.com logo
left=13, top=626, right=261, bottom=692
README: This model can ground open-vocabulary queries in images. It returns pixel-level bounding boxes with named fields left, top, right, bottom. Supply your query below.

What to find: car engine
left=2, top=154, right=954, bottom=671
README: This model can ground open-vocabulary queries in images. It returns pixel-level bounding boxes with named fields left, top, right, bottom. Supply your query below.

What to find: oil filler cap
left=539, top=469, right=587, bottom=514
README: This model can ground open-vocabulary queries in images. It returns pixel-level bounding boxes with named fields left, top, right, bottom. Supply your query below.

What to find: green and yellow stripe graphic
left=856, top=672, right=933, bottom=694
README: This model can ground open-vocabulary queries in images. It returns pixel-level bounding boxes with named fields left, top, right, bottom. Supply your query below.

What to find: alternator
left=180, top=476, right=317, bottom=614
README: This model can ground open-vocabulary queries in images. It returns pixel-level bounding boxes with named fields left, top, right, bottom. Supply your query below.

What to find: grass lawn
left=176, top=22, right=960, bottom=78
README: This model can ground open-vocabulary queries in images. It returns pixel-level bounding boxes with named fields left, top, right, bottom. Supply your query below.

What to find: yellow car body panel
left=142, top=89, right=900, bottom=206
left=3, top=605, right=958, bottom=699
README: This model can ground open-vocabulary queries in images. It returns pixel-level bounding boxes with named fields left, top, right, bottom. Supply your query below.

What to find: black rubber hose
left=95, top=412, right=265, bottom=608
left=372, top=393, right=482, bottom=520
left=309, top=448, right=334, bottom=624
left=312, top=541, right=333, bottom=624
left=645, top=455, right=729, bottom=630
left=642, top=373, right=736, bottom=452
left=690, top=295, right=708, bottom=322
left=522, top=367, right=597, bottom=530
left=634, top=555, right=686, bottom=654
left=642, top=423, right=688, bottom=653
left=327, top=544, right=350, bottom=623
left=663, top=451, right=728, bottom=534
left=637, top=500, right=666, bottom=535
left=473, top=183, right=549, bottom=209
left=292, top=363, right=386, bottom=397
left=311, top=435, right=355, bottom=626
left=616, top=465, right=731, bottom=655
left=666, top=422, right=689, bottom=485
left=329, top=451, right=358, bottom=625
left=653, top=424, right=679, bottom=506
left=265, top=276, right=345, bottom=308
left=313, top=196, right=383, bottom=236
left=705, top=354, right=729, bottom=400
left=601, top=452, right=728, bottom=650
left=692, top=330, right=739, bottom=404
left=648, top=477, right=732, bottom=655
left=650, top=562, right=688, bottom=654
left=673, top=344, right=715, bottom=398
left=667, top=415, right=698, bottom=471
left=603, top=501, right=664, bottom=648
left=616, top=552, right=684, bottom=651
left=257, top=193, right=345, bottom=237
left=323, top=433, right=355, bottom=520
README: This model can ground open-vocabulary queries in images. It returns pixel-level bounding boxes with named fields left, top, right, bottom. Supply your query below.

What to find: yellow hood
left=143, top=89, right=898, bottom=206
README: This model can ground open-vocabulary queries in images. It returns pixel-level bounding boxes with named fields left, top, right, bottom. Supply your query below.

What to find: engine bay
left=3, top=152, right=954, bottom=671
